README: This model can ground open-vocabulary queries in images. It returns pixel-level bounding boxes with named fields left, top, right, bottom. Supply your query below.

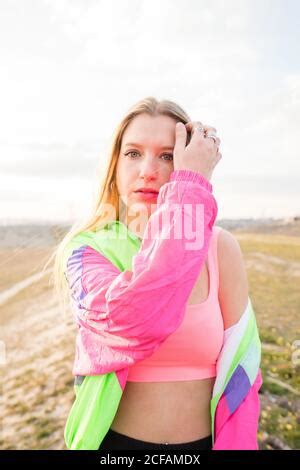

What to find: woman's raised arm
left=65, top=170, right=218, bottom=375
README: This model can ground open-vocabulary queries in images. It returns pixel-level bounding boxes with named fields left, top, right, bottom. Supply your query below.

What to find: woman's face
left=116, top=113, right=176, bottom=223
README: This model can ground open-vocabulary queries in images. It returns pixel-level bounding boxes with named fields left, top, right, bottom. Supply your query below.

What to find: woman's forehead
left=123, top=113, right=176, bottom=144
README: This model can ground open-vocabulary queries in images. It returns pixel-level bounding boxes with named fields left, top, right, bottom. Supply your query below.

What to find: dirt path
left=0, top=271, right=76, bottom=450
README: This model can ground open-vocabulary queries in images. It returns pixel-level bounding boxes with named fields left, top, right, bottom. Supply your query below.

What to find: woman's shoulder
left=216, top=226, right=247, bottom=280
left=214, top=226, right=243, bottom=256
left=215, top=226, right=249, bottom=330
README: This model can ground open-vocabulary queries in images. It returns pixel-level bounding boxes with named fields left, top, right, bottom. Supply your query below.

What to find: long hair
left=42, top=96, right=191, bottom=317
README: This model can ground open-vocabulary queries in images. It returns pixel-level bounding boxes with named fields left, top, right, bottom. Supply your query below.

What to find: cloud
left=1, top=0, right=299, bottom=222
left=225, top=73, right=300, bottom=176
left=0, top=141, right=108, bottom=179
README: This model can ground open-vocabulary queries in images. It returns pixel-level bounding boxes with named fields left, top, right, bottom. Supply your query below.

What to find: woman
left=51, top=97, right=262, bottom=451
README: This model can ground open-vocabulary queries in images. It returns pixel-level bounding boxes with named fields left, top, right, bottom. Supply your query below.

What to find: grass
left=260, top=328, right=278, bottom=345
left=235, top=230, right=300, bottom=449
left=259, top=405, right=300, bottom=449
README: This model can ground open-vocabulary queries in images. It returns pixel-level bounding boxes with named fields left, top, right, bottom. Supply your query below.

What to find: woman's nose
left=139, top=157, right=159, bottom=179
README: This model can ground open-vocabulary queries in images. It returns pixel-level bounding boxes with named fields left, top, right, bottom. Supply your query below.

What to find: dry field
left=0, top=220, right=299, bottom=449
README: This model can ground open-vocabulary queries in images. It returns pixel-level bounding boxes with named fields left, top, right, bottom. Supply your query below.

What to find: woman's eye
left=125, top=151, right=173, bottom=161
left=161, top=153, right=173, bottom=161
left=125, top=151, right=140, bottom=158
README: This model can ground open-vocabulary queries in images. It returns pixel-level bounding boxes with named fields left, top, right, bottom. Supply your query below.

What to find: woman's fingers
left=185, top=121, right=216, bottom=132
left=185, top=121, right=218, bottom=138
left=174, top=121, right=222, bottom=180
left=185, top=121, right=220, bottom=148
left=185, top=121, right=204, bottom=132
left=204, top=126, right=217, bottom=136
left=206, top=134, right=221, bottom=147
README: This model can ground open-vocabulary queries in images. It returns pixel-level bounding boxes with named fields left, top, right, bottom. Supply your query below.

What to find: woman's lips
left=134, top=191, right=159, bottom=200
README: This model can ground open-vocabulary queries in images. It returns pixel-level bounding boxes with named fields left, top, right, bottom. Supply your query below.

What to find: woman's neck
left=120, top=211, right=149, bottom=241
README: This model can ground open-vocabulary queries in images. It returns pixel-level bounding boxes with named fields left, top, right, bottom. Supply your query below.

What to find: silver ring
left=194, top=126, right=204, bottom=133
left=206, top=134, right=217, bottom=144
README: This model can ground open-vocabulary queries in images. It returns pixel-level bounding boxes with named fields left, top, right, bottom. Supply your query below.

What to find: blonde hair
left=43, top=96, right=191, bottom=316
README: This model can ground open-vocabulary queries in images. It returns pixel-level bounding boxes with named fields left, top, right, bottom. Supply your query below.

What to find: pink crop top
left=127, top=226, right=224, bottom=382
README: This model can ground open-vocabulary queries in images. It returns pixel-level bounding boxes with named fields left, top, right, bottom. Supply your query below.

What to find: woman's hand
left=173, top=120, right=222, bottom=181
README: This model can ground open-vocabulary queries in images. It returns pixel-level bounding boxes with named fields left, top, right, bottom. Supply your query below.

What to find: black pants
left=99, top=428, right=212, bottom=451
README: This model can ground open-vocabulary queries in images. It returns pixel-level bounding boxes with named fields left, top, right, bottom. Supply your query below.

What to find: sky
left=0, top=0, right=299, bottom=223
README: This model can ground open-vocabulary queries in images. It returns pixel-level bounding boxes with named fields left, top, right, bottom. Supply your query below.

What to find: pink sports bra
left=127, top=226, right=224, bottom=382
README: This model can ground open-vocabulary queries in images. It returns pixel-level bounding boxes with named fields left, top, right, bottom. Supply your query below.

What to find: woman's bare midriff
left=110, top=377, right=215, bottom=444
left=111, top=260, right=215, bottom=444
